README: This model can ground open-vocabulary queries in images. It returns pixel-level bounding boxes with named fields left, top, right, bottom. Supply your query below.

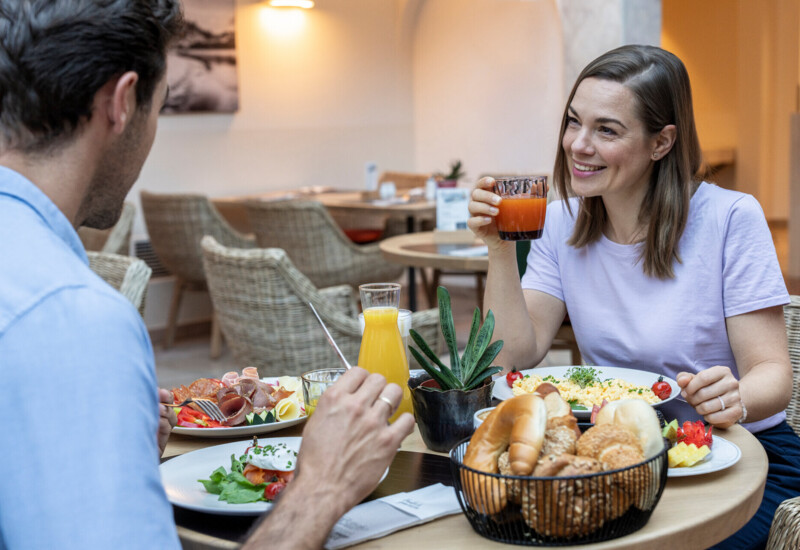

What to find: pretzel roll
left=462, top=394, right=547, bottom=514
left=593, top=399, right=664, bottom=459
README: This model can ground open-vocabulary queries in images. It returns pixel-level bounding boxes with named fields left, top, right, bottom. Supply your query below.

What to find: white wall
left=412, top=0, right=564, bottom=179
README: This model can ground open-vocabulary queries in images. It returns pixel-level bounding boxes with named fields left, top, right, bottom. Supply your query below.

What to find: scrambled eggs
left=512, top=373, right=661, bottom=408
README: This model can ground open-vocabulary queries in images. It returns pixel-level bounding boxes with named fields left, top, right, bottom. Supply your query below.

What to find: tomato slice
left=264, top=481, right=286, bottom=501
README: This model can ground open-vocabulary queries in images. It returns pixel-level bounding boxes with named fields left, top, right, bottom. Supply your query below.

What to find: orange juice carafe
left=357, top=283, right=413, bottom=422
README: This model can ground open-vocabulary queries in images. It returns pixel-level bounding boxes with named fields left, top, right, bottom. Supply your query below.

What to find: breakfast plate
left=161, top=438, right=388, bottom=515
left=492, top=365, right=679, bottom=420
left=171, top=377, right=307, bottom=438
left=667, top=435, right=741, bottom=478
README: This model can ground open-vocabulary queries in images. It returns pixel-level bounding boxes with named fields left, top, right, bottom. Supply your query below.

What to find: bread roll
left=594, top=399, right=664, bottom=459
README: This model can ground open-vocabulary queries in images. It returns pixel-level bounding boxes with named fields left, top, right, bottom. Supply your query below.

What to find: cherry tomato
left=651, top=376, right=672, bottom=400
left=506, top=368, right=523, bottom=387
left=264, top=481, right=287, bottom=501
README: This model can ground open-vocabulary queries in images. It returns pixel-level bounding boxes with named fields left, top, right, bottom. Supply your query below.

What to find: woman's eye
left=566, top=116, right=580, bottom=127
left=598, top=125, right=617, bottom=136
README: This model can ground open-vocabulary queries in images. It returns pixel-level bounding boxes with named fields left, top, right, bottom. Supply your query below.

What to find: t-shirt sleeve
left=0, top=288, right=180, bottom=550
left=721, top=194, right=789, bottom=317
left=520, top=201, right=566, bottom=302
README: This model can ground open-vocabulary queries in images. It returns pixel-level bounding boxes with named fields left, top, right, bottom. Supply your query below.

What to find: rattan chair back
left=245, top=199, right=402, bottom=289
left=140, top=191, right=255, bottom=284
left=783, top=295, right=800, bottom=432
left=201, top=235, right=362, bottom=375
left=87, top=251, right=152, bottom=316
left=78, top=201, right=136, bottom=255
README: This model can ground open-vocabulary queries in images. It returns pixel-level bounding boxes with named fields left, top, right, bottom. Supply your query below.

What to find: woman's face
left=562, top=77, right=659, bottom=203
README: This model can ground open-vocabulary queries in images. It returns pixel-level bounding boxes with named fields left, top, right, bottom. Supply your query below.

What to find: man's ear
left=653, top=124, right=677, bottom=160
left=107, top=71, right=139, bottom=134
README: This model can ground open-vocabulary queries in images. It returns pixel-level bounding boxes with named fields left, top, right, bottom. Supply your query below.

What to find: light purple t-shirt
left=521, top=182, right=789, bottom=433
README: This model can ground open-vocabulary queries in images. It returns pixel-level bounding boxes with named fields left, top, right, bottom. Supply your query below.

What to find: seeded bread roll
left=594, top=398, right=665, bottom=459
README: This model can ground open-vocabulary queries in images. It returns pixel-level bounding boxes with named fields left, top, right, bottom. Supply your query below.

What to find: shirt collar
left=0, top=165, right=88, bottom=264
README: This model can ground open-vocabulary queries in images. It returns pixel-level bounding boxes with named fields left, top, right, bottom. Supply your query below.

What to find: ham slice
left=221, top=371, right=239, bottom=387
left=219, top=395, right=253, bottom=426
left=241, top=366, right=259, bottom=380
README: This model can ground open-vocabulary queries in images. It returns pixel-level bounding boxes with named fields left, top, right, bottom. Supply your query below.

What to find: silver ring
left=717, top=396, right=726, bottom=412
left=377, top=395, right=395, bottom=410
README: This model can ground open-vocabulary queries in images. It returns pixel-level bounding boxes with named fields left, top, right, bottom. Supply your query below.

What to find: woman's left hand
left=676, top=367, right=743, bottom=428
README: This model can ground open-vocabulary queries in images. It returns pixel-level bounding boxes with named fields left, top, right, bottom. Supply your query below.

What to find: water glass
left=301, top=367, right=346, bottom=416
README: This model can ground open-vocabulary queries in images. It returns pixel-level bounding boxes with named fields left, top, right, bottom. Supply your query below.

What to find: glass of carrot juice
left=493, top=175, right=548, bottom=240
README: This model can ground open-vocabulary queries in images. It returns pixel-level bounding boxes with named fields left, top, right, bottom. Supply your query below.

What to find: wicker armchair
left=140, top=191, right=256, bottom=357
left=244, top=199, right=403, bottom=290
left=78, top=201, right=136, bottom=255
left=766, top=295, right=800, bottom=549
left=87, top=251, right=152, bottom=316
left=201, top=236, right=442, bottom=376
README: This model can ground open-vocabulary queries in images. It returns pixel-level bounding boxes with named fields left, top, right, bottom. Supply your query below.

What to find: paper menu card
left=435, top=187, right=470, bottom=231
left=324, top=483, right=461, bottom=549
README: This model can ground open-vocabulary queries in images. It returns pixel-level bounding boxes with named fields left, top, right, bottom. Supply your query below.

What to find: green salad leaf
left=198, top=453, right=267, bottom=504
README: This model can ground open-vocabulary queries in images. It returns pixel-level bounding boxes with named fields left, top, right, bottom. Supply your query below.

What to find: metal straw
left=308, top=302, right=353, bottom=370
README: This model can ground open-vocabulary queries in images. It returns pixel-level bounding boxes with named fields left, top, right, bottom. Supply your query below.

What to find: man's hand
left=157, top=388, right=176, bottom=456
left=242, top=367, right=414, bottom=550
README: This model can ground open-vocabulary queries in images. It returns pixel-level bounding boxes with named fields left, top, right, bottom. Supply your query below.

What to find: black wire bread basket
left=449, top=438, right=668, bottom=546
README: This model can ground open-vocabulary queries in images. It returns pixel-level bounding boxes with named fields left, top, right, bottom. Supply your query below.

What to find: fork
left=165, top=398, right=227, bottom=422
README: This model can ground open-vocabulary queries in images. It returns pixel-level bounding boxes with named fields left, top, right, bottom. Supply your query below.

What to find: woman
left=468, top=44, right=799, bottom=549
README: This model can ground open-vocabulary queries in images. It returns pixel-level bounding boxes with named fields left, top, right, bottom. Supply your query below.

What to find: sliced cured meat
left=219, top=395, right=253, bottom=426
left=236, top=378, right=258, bottom=400
left=241, top=366, right=259, bottom=379
left=216, top=386, right=239, bottom=402
left=219, top=392, right=242, bottom=406
left=188, top=378, right=225, bottom=399
left=172, top=385, right=191, bottom=404
left=221, top=371, right=239, bottom=387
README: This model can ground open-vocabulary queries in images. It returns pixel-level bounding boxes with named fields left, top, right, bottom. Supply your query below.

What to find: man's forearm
left=241, top=476, right=345, bottom=550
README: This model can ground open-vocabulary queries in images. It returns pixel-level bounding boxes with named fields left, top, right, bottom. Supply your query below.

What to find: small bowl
left=473, top=406, right=496, bottom=429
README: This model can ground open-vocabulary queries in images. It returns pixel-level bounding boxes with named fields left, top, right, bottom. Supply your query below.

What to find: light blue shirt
left=522, top=182, right=789, bottom=433
left=0, top=167, right=180, bottom=549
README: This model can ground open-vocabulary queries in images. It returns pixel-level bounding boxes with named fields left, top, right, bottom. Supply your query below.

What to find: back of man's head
left=0, top=0, right=183, bottom=155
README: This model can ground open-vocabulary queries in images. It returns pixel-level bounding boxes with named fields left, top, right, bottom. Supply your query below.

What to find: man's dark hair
left=0, top=0, right=183, bottom=153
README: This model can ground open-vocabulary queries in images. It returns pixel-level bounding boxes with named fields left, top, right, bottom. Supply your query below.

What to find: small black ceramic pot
left=408, top=372, right=495, bottom=453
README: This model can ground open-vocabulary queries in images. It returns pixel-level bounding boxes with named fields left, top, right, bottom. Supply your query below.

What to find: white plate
left=161, top=437, right=301, bottom=515
left=171, top=377, right=307, bottom=438
left=492, top=366, right=679, bottom=419
left=161, top=437, right=389, bottom=515
left=667, top=435, right=741, bottom=478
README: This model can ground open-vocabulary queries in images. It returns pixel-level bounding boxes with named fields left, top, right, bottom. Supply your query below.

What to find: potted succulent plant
left=407, top=286, right=503, bottom=452
left=435, top=159, right=465, bottom=188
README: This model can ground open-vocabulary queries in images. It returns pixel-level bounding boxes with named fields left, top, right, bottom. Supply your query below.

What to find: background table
left=166, top=423, right=767, bottom=550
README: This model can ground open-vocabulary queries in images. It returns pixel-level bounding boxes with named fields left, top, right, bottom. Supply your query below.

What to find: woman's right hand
left=468, top=177, right=512, bottom=251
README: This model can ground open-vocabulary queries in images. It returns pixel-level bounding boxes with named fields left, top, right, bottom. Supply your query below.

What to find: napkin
left=323, top=483, right=461, bottom=549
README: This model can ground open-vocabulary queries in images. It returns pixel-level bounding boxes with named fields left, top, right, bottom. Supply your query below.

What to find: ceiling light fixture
left=268, top=0, right=314, bottom=8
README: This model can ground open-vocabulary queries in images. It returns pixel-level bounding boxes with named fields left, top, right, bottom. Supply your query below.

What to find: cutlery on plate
left=165, top=398, right=227, bottom=422
left=307, top=302, right=353, bottom=370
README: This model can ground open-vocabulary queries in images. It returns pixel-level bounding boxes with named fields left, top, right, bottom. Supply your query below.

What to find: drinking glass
left=494, top=176, right=548, bottom=240
left=357, top=283, right=412, bottom=422
left=301, top=367, right=346, bottom=416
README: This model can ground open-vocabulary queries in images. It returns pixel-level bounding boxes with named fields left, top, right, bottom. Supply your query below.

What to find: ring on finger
left=717, top=395, right=726, bottom=412
left=377, top=395, right=395, bottom=410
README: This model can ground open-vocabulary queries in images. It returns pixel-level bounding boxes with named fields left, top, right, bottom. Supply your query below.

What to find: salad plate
left=667, top=435, right=741, bottom=478
left=161, top=437, right=301, bottom=515
left=172, top=377, right=307, bottom=438
left=161, top=438, right=389, bottom=515
left=492, top=365, right=679, bottom=420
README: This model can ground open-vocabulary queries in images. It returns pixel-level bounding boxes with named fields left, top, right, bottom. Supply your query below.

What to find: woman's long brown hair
left=553, top=45, right=703, bottom=279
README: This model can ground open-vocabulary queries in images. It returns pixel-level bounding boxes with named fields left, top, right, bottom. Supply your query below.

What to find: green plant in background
left=436, top=159, right=466, bottom=182
left=408, top=286, right=503, bottom=391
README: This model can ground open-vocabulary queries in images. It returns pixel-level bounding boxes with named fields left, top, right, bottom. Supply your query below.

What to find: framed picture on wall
left=162, top=0, right=239, bottom=114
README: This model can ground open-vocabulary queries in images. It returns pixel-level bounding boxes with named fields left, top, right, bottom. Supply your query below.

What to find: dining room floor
left=153, top=273, right=571, bottom=389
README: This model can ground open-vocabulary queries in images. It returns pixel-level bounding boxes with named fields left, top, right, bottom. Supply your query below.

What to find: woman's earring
left=652, top=153, right=659, bottom=160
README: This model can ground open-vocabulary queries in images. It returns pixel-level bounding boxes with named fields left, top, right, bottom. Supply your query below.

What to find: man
left=0, top=2, right=413, bottom=549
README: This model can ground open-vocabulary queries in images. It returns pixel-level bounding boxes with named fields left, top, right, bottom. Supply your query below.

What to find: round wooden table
left=166, top=423, right=767, bottom=550
left=379, top=231, right=489, bottom=273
